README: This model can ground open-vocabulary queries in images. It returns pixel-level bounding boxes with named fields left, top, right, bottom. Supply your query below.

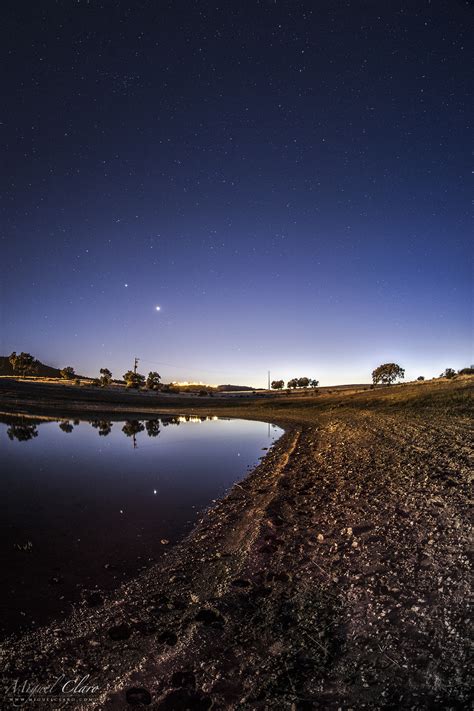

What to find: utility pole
left=133, top=356, right=140, bottom=374
left=268, top=370, right=270, bottom=390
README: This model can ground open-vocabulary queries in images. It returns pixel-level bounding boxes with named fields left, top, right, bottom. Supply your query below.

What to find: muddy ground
left=0, top=378, right=472, bottom=709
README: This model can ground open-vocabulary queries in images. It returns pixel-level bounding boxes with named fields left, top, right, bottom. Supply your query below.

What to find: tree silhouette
left=372, top=363, right=405, bottom=386
left=440, top=368, right=456, bottom=379
left=59, top=421, right=74, bottom=433
left=123, top=370, right=145, bottom=388
left=9, top=352, right=38, bottom=378
left=122, top=420, right=145, bottom=437
left=60, top=366, right=75, bottom=380
left=145, top=419, right=161, bottom=437
left=99, top=368, right=113, bottom=386
left=7, top=423, right=38, bottom=441
left=91, top=420, right=113, bottom=436
left=271, top=380, right=285, bottom=390
left=146, top=371, right=161, bottom=390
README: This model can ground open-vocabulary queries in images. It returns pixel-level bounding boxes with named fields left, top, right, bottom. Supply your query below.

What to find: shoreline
left=0, top=378, right=472, bottom=709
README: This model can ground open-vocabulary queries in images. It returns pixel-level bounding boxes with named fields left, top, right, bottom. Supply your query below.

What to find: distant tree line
left=7, top=351, right=474, bottom=390
left=271, top=377, right=319, bottom=391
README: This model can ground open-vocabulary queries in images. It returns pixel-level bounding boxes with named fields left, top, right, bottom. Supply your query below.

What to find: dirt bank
left=0, top=378, right=472, bottom=709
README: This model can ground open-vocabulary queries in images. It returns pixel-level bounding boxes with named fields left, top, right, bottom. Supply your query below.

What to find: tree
left=146, top=371, right=161, bottom=390
left=91, top=420, right=113, bottom=436
left=309, top=379, right=319, bottom=388
left=440, top=368, right=456, bottom=379
left=458, top=367, right=474, bottom=375
left=122, top=420, right=145, bottom=437
left=99, top=368, right=113, bottom=387
left=271, top=380, right=285, bottom=390
left=60, top=366, right=75, bottom=380
left=145, top=419, right=161, bottom=437
left=297, top=377, right=310, bottom=388
left=123, top=370, right=145, bottom=389
left=287, top=378, right=299, bottom=389
left=7, top=422, right=38, bottom=441
left=9, top=352, right=38, bottom=378
left=59, top=421, right=74, bottom=433
left=372, top=363, right=405, bottom=386
left=417, top=376, right=425, bottom=381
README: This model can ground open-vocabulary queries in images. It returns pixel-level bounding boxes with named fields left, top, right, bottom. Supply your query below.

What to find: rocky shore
left=0, top=378, right=472, bottom=709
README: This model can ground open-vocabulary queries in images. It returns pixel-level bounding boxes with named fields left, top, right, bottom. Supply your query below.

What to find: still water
left=0, top=414, right=283, bottom=636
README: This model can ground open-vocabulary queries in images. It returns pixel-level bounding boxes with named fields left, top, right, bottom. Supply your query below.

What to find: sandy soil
left=0, top=378, right=472, bottom=709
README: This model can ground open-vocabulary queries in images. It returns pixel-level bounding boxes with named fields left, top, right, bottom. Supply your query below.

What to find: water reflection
left=0, top=414, right=227, bottom=443
left=59, top=421, right=74, bottom=433
left=0, top=413, right=283, bottom=635
left=91, top=419, right=113, bottom=436
left=7, top=420, right=39, bottom=442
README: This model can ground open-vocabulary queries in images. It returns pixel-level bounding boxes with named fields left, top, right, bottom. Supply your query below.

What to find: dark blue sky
left=1, top=1, right=472, bottom=385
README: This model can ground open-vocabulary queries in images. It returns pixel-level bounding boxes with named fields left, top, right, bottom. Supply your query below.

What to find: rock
left=157, top=630, right=178, bottom=646
left=157, top=689, right=211, bottom=710
left=108, top=623, right=131, bottom=641
left=195, top=609, right=225, bottom=628
left=126, top=687, right=152, bottom=705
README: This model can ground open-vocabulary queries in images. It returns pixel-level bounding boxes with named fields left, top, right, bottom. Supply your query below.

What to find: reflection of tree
left=122, top=420, right=145, bottom=437
left=122, top=420, right=144, bottom=450
left=161, top=416, right=180, bottom=427
left=7, top=423, right=39, bottom=442
left=145, top=419, right=160, bottom=437
left=91, top=420, right=113, bottom=436
left=59, top=421, right=74, bottom=433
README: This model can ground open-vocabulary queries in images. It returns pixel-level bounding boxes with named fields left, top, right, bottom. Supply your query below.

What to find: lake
left=0, top=414, right=283, bottom=636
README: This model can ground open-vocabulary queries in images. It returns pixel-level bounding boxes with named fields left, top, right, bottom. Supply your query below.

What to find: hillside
left=0, top=355, right=61, bottom=378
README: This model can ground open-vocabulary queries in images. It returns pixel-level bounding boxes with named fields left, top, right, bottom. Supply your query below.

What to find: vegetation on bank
left=2, top=351, right=473, bottom=395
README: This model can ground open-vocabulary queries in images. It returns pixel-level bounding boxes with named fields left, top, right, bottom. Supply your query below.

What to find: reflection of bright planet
left=155, top=305, right=161, bottom=311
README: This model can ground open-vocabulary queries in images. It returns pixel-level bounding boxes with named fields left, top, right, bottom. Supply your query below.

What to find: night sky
left=1, top=1, right=472, bottom=386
